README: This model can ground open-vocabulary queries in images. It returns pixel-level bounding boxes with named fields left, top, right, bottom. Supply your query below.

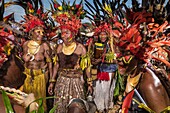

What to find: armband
left=92, top=75, right=97, bottom=80
left=87, top=77, right=93, bottom=82
left=49, top=79, right=56, bottom=83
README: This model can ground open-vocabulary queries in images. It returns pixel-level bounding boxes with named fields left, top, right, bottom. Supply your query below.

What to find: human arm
left=22, top=41, right=31, bottom=62
left=48, top=61, right=59, bottom=95
left=48, top=44, right=61, bottom=95
left=43, top=43, right=53, bottom=81
left=90, top=41, right=102, bottom=65
left=81, top=44, right=93, bottom=94
left=91, top=58, right=102, bottom=65
left=107, top=34, right=117, bottom=64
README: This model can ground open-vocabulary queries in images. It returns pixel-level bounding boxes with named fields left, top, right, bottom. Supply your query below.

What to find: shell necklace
left=27, top=40, right=40, bottom=61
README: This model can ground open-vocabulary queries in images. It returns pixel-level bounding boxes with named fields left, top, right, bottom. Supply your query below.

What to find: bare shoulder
left=42, top=42, right=50, bottom=49
left=22, top=41, right=29, bottom=50
left=77, top=43, right=86, bottom=49
left=23, top=41, right=29, bottom=47
left=76, top=42, right=87, bottom=55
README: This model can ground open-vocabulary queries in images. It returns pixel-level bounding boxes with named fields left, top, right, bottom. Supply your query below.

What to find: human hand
left=23, top=93, right=38, bottom=112
left=95, top=58, right=102, bottom=63
left=74, top=64, right=80, bottom=69
left=92, top=58, right=102, bottom=65
left=48, top=83, right=54, bottom=95
left=14, top=93, right=38, bottom=112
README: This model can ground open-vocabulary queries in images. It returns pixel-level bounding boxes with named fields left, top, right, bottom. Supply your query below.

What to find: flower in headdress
left=58, top=6, right=63, bottom=11
left=53, top=0, right=60, bottom=9
left=27, top=2, right=34, bottom=13
left=75, top=4, right=81, bottom=9
left=37, top=9, right=41, bottom=15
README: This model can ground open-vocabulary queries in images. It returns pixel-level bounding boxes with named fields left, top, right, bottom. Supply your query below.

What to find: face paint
left=32, top=27, right=44, bottom=42
left=34, top=29, right=44, bottom=36
left=99, top=31, right=108, bottom=42
left=61, top=28, right=74, bottom=44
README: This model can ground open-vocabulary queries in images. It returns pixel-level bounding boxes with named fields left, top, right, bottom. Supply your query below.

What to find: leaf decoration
left=1, top=89, right=14, bottom=113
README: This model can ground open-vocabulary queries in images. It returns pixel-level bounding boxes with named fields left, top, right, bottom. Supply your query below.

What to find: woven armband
left=49, top=79, right=56, bottom=83
left=87, top=77, right=93, bottom=82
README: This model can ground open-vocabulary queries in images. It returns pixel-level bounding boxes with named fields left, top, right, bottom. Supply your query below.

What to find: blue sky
left=4, top=0, right=132, bottom=22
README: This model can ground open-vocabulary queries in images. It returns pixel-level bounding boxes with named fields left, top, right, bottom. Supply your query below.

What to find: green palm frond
left=85, top=0, right=128, bottom=25
left=26, top=96, right=57, bottom=113
left=72, top=0, right=76, bottom=6
left=49, top=103, right=58, bottom=113
left=1, top=89, right=14, bottom=113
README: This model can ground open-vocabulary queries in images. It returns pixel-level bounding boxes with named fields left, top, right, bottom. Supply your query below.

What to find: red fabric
left=97, top=72, right=109, bottom=81
left=122, top=90, right=134, bottom=113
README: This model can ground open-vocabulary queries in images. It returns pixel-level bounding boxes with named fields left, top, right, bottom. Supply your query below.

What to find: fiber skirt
left=53, top=74, right=85, bottom=113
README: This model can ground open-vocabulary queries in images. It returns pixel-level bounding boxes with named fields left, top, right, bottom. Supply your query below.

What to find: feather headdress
left=104, top=0, right=170, bottom=68
left=0, top=28, right=14, bottom=67
left=21, top=14, right=45, bottom=33
left=94, top=22, right=113, bottom=36
left=51, top=0, right=85, bottom=34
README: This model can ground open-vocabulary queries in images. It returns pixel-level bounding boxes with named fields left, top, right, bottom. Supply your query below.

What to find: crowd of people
left=0, top=0, right=170, bottom=113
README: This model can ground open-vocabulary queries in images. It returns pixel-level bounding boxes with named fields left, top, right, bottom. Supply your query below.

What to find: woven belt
left=58, top=68, right=83, bottom=78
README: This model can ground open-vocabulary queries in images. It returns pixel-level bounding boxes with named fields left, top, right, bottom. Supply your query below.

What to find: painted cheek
left=61, top=32, right=66, bottom=37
